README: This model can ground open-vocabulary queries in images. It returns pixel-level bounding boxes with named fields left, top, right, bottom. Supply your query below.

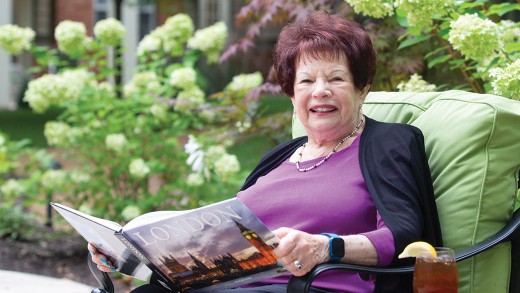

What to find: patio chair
left=289, top=90, right=520, bottom=293
left=88, top=90, right=520, bottom=293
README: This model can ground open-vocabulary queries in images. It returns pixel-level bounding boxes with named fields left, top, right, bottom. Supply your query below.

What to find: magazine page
left=50, top=203, right=152, bottom=281
left=122, top=198, right=288, bottom=292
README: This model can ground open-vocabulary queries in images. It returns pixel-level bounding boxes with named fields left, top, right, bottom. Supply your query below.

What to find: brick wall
left=54, top=0, right=93, bottom=35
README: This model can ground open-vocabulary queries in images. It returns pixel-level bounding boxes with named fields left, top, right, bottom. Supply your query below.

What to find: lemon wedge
left=398, top=241, right=437, bottom=259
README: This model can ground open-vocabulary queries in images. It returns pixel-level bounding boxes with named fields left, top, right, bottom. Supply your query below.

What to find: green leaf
left=398, top=35, right=431, bottom=50
left=505, top=42, right=520, bottom=53
left=425, top=47, right=447, bottom=59
left=448, top=59, right=466, bottom=70
left=183, top=49, right=201, bottom=67
left=458, top=2, right=485, bottom=11
left=427, top=54, right=452, bottom=68
left=487, top=3, right=520, bottom=17
left=457, top=1, right=486, bottom=15
left=395, top=8, right=410, bottom=27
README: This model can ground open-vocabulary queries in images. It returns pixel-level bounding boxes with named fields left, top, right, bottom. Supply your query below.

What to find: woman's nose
left=312, top=81, right=331, bottom=98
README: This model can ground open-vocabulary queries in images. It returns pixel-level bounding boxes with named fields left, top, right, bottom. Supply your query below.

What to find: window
left=139, top=2, right=156, bottom=39
left=93, top=0, right=155, bottom=40
left=93, top=0, right=108, bottom=23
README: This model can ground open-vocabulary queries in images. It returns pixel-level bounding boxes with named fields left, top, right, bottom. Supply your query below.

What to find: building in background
left=0, top=0, right=278, bottom=110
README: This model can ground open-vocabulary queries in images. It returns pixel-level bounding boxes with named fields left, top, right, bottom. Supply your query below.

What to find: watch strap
left=321, top=233, right=345, bottom=262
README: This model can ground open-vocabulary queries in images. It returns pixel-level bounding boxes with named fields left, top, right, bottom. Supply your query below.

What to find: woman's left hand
left=273, top=227, right=330, bottom=276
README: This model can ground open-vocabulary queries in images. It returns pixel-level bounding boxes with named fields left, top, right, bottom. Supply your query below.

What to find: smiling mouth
left=310, top=107, right=336, bottom=113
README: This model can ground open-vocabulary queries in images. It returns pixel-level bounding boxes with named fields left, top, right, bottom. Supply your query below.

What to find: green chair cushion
left=293, top=90, right=520, bottom=292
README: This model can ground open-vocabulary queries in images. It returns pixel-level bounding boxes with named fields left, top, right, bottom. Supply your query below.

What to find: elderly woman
left=90, top=10, right=442, bottom=293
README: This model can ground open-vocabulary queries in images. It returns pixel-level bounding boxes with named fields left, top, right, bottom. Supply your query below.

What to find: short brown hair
left=273, top=11, right=377, bottom=97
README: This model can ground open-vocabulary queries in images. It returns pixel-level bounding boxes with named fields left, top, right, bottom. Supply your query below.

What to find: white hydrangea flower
left=44, top=121, right=72, bottom=146
left=163, top=13, right=194, bottom=41
left=150, top=104, right=168, bottom=121
left=129, top=158, right=150, bottom=179
left=188, top=22, right=227, bottom=63
left=397, top=74, right=436, bottom=92
left=105, top=133, right=127, bottom=152
left=60, top=69, right=92, bottom=101
left=448, top=14, right=502, bottom=61
left=175, top=86, right=205, bottom=111
left=161, top=13, right=194, bottom=55
left=489, top=59, right=520, bottom=100
left=55, top=20, right=88, bottom=55
left=500, top=20, right=520, bottom=44
left=169, top=67, right=197, bottom=89
left=23, top=74, right=60, bottom=113
left=205, top=145, right=227, bottom=166
left=137, top=13, right=193, bottom=57
left=0, top=179, right=25, bottom=197
left=226, top=72, right=263, bottom=93
left=126, top=71, right=162, bottom=97
left=185, top=135, right=205, bottom=173
left=23, top=70, right=92, bottom=113
left=121, top=205, right=141, bottom=221
left=186, top=173, right=204, bottom=187
left=41, top=169, right=67, bottom=191
left=0, top=24, right=35, bottom=55
left=137, top=34, right=162, bottom=56
left=345, top=0, right=394, bottom=18
left=94, top=18, right=126, bottom=46
left=395, top=0, right=455, bottom=28
left=214, top=154, right=240, bottom=178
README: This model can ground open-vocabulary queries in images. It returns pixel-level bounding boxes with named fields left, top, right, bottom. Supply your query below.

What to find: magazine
left=51, top=198, right=287, bottom=292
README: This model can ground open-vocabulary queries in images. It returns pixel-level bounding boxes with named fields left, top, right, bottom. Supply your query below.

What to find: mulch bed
left=0, top=231, right=134, bottom=292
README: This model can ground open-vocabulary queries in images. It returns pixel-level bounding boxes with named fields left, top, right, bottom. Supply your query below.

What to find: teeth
left=312, top=107, right=334, bottom=113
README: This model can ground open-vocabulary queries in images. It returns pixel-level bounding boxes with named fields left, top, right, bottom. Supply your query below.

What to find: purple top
left=237, top=135, right=395, bottom=292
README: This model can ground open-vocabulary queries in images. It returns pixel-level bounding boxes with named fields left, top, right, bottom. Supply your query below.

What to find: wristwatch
left=321, top=233, right=345, bottom=262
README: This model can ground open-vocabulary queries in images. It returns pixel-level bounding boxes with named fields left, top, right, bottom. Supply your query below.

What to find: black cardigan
left=240, top=117, right=443, bottom=292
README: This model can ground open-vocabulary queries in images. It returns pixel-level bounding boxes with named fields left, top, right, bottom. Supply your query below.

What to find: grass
left=0, top=107, right=60, bottom=148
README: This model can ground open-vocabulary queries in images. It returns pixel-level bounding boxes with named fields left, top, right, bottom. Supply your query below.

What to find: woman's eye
left=300, top=79, right=312, bottom=83
left=331, top=77, right=343, bottom=82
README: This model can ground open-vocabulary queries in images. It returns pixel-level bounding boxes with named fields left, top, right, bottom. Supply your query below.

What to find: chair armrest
left=87, top=255, right=115, bottom=293
left=287, top=208, right=520, bottom=293
left=286, top=263, right=414, bottom=293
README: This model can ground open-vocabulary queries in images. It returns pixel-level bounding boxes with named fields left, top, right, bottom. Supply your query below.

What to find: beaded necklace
left=296, top=117, right=364, bottom=172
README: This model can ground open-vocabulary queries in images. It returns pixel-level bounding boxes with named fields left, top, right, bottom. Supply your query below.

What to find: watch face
left=331, top=237, right=345, bottom=258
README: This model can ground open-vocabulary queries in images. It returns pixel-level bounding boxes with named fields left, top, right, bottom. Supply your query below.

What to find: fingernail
left=101, top=258, right=110, bottom=267
left=110, top=268, right=116, bottom=272
left=89, top=249, right=95, bottom=256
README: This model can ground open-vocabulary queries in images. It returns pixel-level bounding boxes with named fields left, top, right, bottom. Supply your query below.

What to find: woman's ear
left=360, top=85, right=370, bottom=102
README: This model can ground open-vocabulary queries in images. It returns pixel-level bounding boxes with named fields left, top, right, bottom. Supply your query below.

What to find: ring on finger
left=293, top=260, right=304, bottom=270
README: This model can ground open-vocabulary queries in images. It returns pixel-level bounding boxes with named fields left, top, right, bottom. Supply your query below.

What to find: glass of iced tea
left=413, top=247, right=458, bottom=293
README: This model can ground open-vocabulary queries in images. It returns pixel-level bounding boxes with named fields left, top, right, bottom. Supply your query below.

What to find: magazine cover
left=122, top=198, right=287, bottom=292
left=52, top=198, right=287, bottom=292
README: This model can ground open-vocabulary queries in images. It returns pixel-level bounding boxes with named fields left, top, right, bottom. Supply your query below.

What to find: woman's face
left=292, top=53, right=367, bottom=142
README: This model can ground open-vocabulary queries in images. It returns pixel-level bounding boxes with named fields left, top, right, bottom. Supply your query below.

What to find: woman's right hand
left=88, top=243, right=117, bottom=273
